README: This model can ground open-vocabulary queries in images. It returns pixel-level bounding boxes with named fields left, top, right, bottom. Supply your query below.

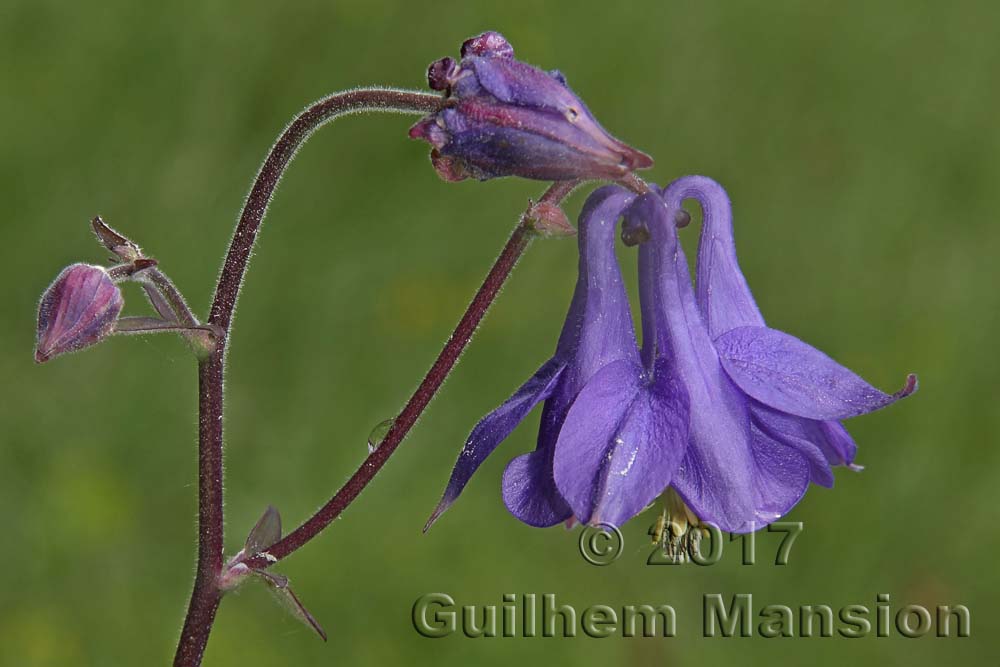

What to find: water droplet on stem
left=368, top=419, right=394, bottom=454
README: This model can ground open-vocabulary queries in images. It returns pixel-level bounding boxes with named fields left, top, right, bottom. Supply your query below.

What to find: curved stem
left=208, top=88, right=445, bottom=334
left=250, top=175, right=648, bottom=563
left=175, top=77, right=645, bottom=661
left=245, top=180, right=581, bottom=568
left=174, top=88, right=443, bottom=667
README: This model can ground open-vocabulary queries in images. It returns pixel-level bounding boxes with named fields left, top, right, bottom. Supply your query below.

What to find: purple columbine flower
left=409, top=31, right=653, bottom=182
left=424, top=185, right=687, bottom=530
left=35, top=263, right=123, bottom=363
left=428, top=178, right=916, bottom=533
left=683, top=175, right=875, bottom=478
left=626, top=184, right=916, bottom=532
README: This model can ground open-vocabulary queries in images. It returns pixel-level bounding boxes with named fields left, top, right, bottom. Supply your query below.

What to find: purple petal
left=672, top=419, right=812, bottom=534
left=465, top=55, right=580, bottom=112
left=668, top=175, right=768, bottom=337
left=552, top=358, right=689, bottom=527
left=715, top=325, right=918, bottom=421
left=668, top=175, right=862, bottom=472
left=523, top=185, right=641, bottom=453
left=557, top=186, right=641, bottom=379
left=751, top=402, right=858, bottom=470
left=499, top=186, right=643, bottom=527
left=635, top=190, right=813, bottom=532
left=743, top=423, right=812, bottom=527
left=424, top=359, right=564, bottom=531
left=750, top=406, right=835, bottom=488
left=433, top=101, right=650, bottom=181
left=428, top=186, right=642, bottom=529
left=502, top=448, right=572, bottom=527
left=464, top=56, right=652, bottom=173
left=816, top=420, right=859, bottom=468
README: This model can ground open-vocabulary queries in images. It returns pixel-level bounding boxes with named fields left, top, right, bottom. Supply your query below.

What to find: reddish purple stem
left=245, top=180, right=579, bottom=568
left=173, top=83, right=625, bottom=666
left=174, top=88, right=443, bottom=667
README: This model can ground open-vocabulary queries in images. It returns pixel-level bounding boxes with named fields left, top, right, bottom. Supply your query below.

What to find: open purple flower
left=685, top=175, right=879, bottom=478
left=409, top=31, right=652, bottom=182
left=627, top=184, right=916, bottom=532
left=425, top=185, right=688, bottom=530
left=427, top=176, right=916, bottom=534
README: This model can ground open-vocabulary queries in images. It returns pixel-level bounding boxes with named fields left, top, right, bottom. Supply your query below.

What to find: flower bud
left=410, top=31, right=653, bottom=182
left=35, top=264, right=123, bottom=363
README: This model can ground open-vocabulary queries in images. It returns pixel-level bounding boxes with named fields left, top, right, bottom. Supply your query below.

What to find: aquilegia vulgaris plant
left=34, top=31, right=915, bottom=665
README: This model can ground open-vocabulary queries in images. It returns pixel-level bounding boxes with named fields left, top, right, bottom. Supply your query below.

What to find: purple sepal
left=428, top=186, right=641, bottom=529
left=410, top=31, right=652, bottom=182
left=36, top=263, right=123, bottom=363
left=553, top=358, right=688, bottom=527
left=674, top=174, right=916, bottom=475
left=715, top=326, right=917, bottom=421
left=633, top=191, right=813, bottom=533
left=424, top=358, right=565, bottom=531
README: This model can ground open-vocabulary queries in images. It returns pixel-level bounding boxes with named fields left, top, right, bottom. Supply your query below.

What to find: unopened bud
left=410, top=31, right=653, bottom=182
left=35, top=264, right=123, bottom=363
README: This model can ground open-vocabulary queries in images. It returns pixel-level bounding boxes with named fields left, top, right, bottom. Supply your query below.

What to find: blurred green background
left=2, top=0, right=996, bottom=664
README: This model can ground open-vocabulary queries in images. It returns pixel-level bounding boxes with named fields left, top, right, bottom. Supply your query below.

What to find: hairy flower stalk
left=242, top=180, right=586, bottom=570
left=175, top=87, right=448, bottom=667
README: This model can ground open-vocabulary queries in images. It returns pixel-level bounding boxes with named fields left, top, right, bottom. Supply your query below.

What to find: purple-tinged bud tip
left=35, top=263, right=123, bottom=363
left=411, top=32, right=653, bottom=183
left=461, top=31, right=514, bottom=59
left=427, top=57, right=459, bottom=92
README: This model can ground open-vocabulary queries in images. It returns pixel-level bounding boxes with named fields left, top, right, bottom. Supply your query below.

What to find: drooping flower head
left=35, top=263, right=123, bottom=363
left=425, top=185, right=678, bottom=530
left=625, top=180, right=916, bottom=532
left=686, top=175, right=873, bottom=474
left=409, top=31, right=653, bottom=182
left=426, top=173, right=916, bottom=533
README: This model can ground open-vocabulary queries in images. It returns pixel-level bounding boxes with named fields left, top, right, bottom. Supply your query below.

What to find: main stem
left=174, top=88, right=443, bottom=667
left=175, top=82, right=641, bottom=663
left=174, top=355, right=224, bottom=664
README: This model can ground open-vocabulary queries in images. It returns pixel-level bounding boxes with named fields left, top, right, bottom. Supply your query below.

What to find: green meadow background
left=2, top=0, right=996, bottom=664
